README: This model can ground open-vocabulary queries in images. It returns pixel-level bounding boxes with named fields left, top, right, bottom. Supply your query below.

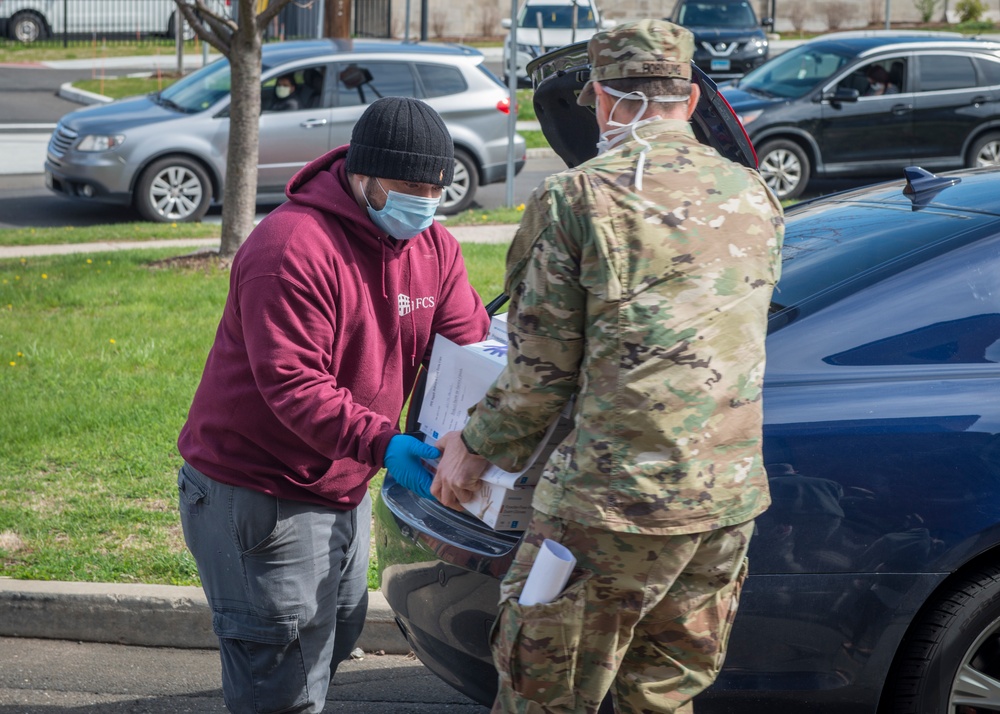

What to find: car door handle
left=299, top=118, right=329, bottom=128
left=891, top=103, right=912, bottom=116
left=972, top=95, right=988, bottom=107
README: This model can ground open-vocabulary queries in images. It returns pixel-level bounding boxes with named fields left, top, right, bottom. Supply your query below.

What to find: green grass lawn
left=0, top=243, right=507, bottom=588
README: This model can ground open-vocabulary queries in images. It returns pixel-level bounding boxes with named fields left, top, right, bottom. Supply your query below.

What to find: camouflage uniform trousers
left=490, top=511, right=753, bottom=714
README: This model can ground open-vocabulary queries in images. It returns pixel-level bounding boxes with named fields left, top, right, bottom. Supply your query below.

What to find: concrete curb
left=58, top=80, right=114, bottom=106
left=0, top=579, right=409, bottom=653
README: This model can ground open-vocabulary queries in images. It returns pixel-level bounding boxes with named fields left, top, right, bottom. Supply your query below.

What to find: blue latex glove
left=384, top=434, right=441, bottom=499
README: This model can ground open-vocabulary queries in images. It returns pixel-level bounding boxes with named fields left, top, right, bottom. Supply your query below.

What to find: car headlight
left=753, top=38, right=768, bottom=49
left=738, top=109, right=764, bottom=126
left=76, top=134, right=125, bottom=152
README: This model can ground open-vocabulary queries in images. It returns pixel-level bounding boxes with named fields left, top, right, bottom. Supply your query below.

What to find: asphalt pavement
left=0, top=637, right=491, bottom=712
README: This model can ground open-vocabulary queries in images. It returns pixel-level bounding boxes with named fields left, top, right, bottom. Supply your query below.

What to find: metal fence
left=0, top=0, right=392, bottom=48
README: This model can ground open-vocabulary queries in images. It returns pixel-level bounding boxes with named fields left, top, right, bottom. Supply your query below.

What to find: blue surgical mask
left=362, top=179, right=440, bottom=240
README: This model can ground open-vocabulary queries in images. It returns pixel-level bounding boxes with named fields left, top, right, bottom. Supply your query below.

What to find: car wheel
left=10, top=11, right=47, bottom=43
left=135, top=156, right=212, bottom=223
left=889, top=565, right=1000, bottom=712
left=439, top=148, right=479, bottom=215
left=167, top=11, right=196, bottom=41
left=757, top=139, right=810, bottom=200
left=969, top=132, right=1000, bottom=168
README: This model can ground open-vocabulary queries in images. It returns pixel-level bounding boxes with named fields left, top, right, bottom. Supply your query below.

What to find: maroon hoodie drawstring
left=380, top=240, right=388, bottom=300
left=408, top=252, right=417, bottom=367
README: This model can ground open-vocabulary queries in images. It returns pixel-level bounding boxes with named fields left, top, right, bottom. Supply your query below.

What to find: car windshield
left=678, top=1, right=757, bottom=28
left=157, top=57, right=233, bottom=113
left=738, top=43, right=853, bottom=99
left=517, top=4, right=597, bottom=28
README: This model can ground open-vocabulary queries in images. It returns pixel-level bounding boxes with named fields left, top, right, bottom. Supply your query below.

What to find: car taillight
left=496, top=98, right=511, bottom=115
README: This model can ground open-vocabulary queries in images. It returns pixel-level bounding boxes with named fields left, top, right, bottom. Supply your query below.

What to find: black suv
left=666, top=0, right=772, bottom=80
left=722, top=32, right=1000, bottom=199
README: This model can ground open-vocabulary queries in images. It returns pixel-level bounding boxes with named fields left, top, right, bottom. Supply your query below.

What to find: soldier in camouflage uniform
left=432, top=18, right=784, bottom=714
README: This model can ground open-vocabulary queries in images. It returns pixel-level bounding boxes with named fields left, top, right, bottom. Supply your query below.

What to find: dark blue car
left=375, top=41, right=1000, bottom=713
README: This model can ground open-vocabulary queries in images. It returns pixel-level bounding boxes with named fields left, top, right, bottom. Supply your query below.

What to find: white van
left=1, top=0, right=230, bottom=43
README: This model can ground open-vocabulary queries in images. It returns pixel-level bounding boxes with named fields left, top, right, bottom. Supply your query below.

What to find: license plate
left=44, top=170, right=53, bottom=189
left=711, top=59, right=731, bottom=72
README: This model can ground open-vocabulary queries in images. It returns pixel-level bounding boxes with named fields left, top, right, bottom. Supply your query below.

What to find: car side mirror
left=761, top=16, right=774, bottom=29
left=501, top=18, right=512, bottom=29
left=823, top=87, right=860, bottom=105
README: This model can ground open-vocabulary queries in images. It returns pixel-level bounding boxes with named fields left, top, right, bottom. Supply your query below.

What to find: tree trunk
left=218, top=0, right=263, bottom=258
left=941, top=0, right=950, bottom=22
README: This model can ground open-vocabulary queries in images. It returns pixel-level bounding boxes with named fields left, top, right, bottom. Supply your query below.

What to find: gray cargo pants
left=178, top=462, right=370, bottom=714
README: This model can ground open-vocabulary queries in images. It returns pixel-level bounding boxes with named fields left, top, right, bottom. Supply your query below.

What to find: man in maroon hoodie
left=177, top=97, right=490, bottom=713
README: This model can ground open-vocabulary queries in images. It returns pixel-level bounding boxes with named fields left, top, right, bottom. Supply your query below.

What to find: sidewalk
left=0, top=224, right=518, bottom=260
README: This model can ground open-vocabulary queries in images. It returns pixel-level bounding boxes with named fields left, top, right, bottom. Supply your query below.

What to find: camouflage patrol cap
left=577, top=18, right=694, bottom=106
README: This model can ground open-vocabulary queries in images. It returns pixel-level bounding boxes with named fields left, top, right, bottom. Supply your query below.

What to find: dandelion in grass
left=86, top=259, right=92, bottom=264
left=41, top=274, right=47, bottom=280
left=171, top=223, right=178, bottom=228
left=517, top=203, right=525, bottom=211
left=109, top=339, right=116, bottom=344
left=8, top=362, right=14, bottom=367
left=17, top=352, right=22, bottom=357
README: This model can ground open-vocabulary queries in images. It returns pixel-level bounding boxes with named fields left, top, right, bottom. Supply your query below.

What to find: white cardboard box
left=418, top=334, right=574, bottom=531
left=418, top=335, right=508, bottom=440
left=488, top=312, right=509, bottom=343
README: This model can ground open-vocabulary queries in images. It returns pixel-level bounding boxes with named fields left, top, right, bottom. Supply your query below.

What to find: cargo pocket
left=714, top=557, right=749, bottom=672
left=212, top=609, right=308, bottom=713
left=491, top=571, right=592, bottom=709
left=177, top=464, right=207, bottom=516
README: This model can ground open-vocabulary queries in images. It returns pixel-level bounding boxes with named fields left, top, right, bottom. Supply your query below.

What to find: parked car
left=665, top=0, right=771, bottom=80
left=501, top=0, right=613, bottom=86
left=720, top=31, right=1000, bottom=199
left=44, top=39, right=525, bottom=222
left=0, top=0, right=229, bottom=43
left=376, top=38, right=1000, bottom=713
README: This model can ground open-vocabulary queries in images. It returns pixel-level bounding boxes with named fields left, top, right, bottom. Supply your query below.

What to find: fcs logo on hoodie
left=397, top=293, right=435, bottom=317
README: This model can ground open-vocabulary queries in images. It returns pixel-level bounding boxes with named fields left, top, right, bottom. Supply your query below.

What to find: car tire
left=968, top=132, right=1000, bottom=168
left=889, top=565, right=1000, bottom=712
left=9, top=11, right=47, bottom=43
left=135, top=156, right=212, bottom=223
left=757, top=139, right=810, bottom=200
left=167, top=11, right=196, bottom=41
left=439, top=148, right=478, bottom=215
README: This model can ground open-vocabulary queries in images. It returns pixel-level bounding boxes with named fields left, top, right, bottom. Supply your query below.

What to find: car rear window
left=517, top=4, right=597, bottom=28
left=771, top=196, right=996, bottom=323
left=976, top=56, right=1000, bottom=86
left=335, top=61, right=417, bottom=106
left=415, top=63, right=468, bottom=98
left=918, top=54, right=977, bottom=91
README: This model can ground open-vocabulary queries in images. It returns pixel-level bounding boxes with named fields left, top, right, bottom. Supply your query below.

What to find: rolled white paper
left=518, top=539, right=577, bottom=606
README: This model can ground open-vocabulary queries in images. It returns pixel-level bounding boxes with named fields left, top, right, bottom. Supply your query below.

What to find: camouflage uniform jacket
left=462, top=118, right=785, bottom=534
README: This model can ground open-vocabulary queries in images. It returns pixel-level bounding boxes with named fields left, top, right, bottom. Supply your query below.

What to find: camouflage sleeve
left=461, top=179, right=586, bottom=471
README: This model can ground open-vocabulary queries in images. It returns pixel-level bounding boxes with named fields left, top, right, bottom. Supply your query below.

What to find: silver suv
left=44, top=39, right=526, bottom=222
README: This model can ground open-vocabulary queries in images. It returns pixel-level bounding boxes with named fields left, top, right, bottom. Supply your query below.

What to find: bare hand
left=431, top=431, right=490, bottom=511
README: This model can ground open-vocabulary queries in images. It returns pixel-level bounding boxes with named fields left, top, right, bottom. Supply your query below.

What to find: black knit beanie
left=345, top=97, right=455, bottom=186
